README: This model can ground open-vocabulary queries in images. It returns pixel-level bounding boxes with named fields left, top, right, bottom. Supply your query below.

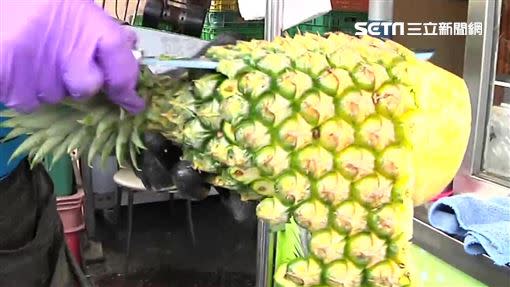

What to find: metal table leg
left=124, top=189, right=134, bottom=274
left=81, top=160, right=97, bottom=239
left=256, top=220, right=276, bottom=287
left=169, top=193, right=175, bottom=216
left=256, top=1, right=284, bottom=286
left=264, top=0, right=284, bottom=41
left=185, top=200, right=196, bottom=246
left=114, top=187, right=123, bottom=226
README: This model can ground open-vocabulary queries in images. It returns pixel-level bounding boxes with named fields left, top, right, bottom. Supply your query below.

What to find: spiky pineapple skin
left=155, top=32, right=471, bottom=287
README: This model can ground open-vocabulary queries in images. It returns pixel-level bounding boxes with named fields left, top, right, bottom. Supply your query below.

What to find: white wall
left=393, top=0, right=469, bottom=76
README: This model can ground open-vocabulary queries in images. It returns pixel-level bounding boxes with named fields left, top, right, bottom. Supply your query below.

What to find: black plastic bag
left=135, top=33, right=261, bottom=219
left=216, top=187, right=257, bottom=225
left=0, top=160, right=91, bottom=287
left=135, top=132, right=211, bottom=201
left=134, top=132, right=183, bottom=192
left=136, top=33, right=243, bottom=202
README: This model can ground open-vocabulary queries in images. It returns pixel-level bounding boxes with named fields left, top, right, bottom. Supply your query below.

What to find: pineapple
left=1, top=32, right=471, bottom=287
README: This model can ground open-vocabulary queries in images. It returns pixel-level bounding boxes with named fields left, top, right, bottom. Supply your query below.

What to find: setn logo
left=354, top=22, right=405, bottom=36
left=354, top=22, right=484, bottom=37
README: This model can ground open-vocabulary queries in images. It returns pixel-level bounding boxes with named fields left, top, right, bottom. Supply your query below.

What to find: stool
left=113, top=167, right=196, bottom=274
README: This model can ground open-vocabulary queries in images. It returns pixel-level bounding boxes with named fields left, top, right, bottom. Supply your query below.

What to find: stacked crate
left=285, top=0, right=368, bottom=37
left=497, top=0, right=509, bottom=75
left=132, top=15, right=174, bottom=32
left=331, top=0, right=369, bottom=13
left=208, top=0, right=239, bottom=12
left=201, top=0, right=265, bottom=41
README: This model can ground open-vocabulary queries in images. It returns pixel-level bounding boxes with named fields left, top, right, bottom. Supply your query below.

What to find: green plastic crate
left=204, top=11, right=245, bottom=27
left=209, top=0, right=239, bottom=12
left=286, top=11, right=368, bottom=36
left=330, top=11, right=368, bottom=29
left=133, top=15, right=143, bottom=26
left=201, top=11, right=264, bottom=41
left=44, top=155, right=74, bottom=197
left=132, top=15, right=174, bottom=32
left=201, top=25, right=264, bottom=41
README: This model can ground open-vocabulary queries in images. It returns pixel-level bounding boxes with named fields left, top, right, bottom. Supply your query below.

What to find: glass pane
left=483, top=86, right=510, bottom=180
left=481, top=0, right=510, bottom=183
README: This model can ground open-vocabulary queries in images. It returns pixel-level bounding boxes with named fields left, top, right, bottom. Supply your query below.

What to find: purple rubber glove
left=0, top=0, right=145, bottom=114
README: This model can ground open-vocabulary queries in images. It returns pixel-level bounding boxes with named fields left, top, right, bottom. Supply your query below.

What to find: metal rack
left=255, top=2, right=283, bottom=286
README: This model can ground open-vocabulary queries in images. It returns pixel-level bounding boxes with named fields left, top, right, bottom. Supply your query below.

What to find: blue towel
left=428, top=194, right=510, bottom=266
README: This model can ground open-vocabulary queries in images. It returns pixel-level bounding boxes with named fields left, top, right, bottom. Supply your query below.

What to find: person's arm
left=0, top=0, right=145, bottom=114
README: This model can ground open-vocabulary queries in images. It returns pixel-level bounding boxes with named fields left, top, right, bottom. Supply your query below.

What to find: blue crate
left=0, top=103, right=10, bottom=138
left=0, top=104, right=25, bottom=179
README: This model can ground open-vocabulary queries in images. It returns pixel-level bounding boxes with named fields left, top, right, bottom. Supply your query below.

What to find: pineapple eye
left=277, top=70, right=314, bottom=99
left=336, top=90, right=376, bottom=124
left=352, top=63, right=377, bottom=90
left=275, top=171, right=311, bottom=205
left=256, top=197, right=289, bottom=227
left=357, top=115, right=396, bottom=152
left=295, top=145, right=334, bottom=179
left=193, top=74, right=223, bottom=100
left=336, top=146, right=376, bottom=181
left=315, top=171, right=351, bottom=206
left=319, top=118, right=355, bottom=152
left=310, top=229, right=346, bottom=264
left=317, top=68, right=355, bottom=96
left=278, top=115, right=313, bottom=150
left=255, top=92, right=292, bottom=126
left=254, top=145, right=290, bottom=176
left=324, top=260, right=364, bottom=287
left=238, top=71, right=271, bottom=99
left=294, top=51, right=330, bottom=78
left=299, top=90, right=335, bottom=126
left=251, top=179, right=275, bottom=196
left=234, top=120, right=271, bottom=150
left=293, top=199, right=330, bottom=231
left=217, top=59, right=251, bottom=79
left=256, top=53, right=292, bottom=75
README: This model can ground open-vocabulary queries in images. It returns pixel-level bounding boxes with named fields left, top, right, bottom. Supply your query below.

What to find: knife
left=133, top=49, right=436, bottom=73
left=132, top=49, right=219, bottom=73
left=140, top=57, right=219, bottom=70
left=413, top=49, right=436, bottom=61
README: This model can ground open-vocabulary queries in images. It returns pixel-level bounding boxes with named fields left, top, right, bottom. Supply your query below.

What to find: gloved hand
left=0, top=1, right=145, bottom=114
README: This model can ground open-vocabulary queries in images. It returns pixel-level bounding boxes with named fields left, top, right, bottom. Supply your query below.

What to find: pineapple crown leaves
left=0, top=67, right=160, bottom=171
left=5, top=35, right=309, bottom=171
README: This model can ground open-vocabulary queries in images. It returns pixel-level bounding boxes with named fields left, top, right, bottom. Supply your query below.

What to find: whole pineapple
left=153, top=32, right=471, bottom=287
left=2, top=32, right=471, bottom=287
